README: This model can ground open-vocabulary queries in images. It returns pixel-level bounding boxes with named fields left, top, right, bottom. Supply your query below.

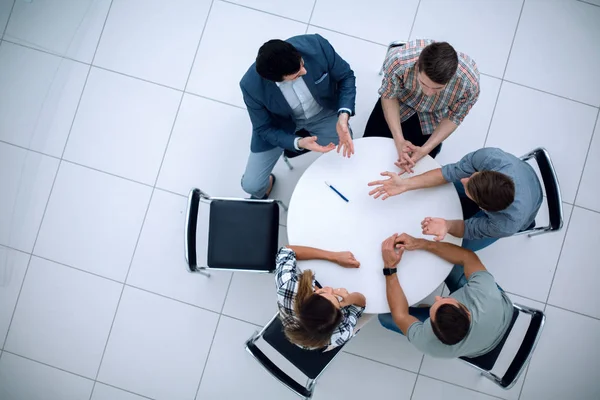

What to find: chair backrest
left=245, top=314, right=345, bottom=399
left=460, top=304, right=546, bottom=389
left=531, top=148, right=563, bottom=231
left=185, top=188, right=202, bottom=270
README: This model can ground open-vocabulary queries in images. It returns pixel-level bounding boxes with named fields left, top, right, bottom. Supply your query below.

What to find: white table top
left=287, top=137, right=463, bottom=313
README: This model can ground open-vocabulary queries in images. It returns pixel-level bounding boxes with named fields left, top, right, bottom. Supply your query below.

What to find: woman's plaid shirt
left=379, top=39, right=480, bottom=135
left=275, top=247, right=364, bottom=350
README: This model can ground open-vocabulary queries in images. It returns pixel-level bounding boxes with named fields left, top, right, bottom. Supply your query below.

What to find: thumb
left=309, top=136, right=318, bottom=142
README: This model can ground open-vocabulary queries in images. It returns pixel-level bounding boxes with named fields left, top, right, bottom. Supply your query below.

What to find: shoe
left=250, top=174, right=276, bottom=200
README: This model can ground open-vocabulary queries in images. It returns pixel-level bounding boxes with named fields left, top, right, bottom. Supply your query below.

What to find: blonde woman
left=275, top=246, right=367, bottom=350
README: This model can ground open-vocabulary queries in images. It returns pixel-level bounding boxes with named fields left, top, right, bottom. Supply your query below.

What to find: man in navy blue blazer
left=240, top=34, right=357, bottom=199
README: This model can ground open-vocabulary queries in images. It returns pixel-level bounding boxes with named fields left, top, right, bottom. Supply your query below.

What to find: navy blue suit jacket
left=240, top=34, right=356, bottom=153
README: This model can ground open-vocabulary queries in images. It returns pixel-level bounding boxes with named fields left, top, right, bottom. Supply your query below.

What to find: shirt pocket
left=314, top=72, right=329, bottom=85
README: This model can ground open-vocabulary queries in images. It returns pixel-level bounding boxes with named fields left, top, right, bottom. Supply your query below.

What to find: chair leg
left=189, top=266, right=211, bottom=277
left=527, top=228, right=551, bottom=238
left=283, top=155, right=293, bottom=170
left=276, top=200, right=289, bottom=212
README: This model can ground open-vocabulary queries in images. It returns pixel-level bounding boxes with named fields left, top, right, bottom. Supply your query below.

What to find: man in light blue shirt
left=367, top=147, right=543, bottom=287
left=240, top=34, right=356, bottom=199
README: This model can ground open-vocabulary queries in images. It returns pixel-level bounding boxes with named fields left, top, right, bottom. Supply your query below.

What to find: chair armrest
left=185, top=188, right=202, bottom=271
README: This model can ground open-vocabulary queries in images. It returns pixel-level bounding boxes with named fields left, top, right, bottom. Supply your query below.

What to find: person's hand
left=381, top=233, right=404, bottom=269
left=421, top=217, right=448, bottom=241
left=336, top=113, right=354, bottom=158
left=333, top=251, right=360, bottom=268
left=394, top=233, right=424, bottom=251
left=367, top=171, right=409, bottom=200
left=336, top=290, right=366, bottom=308
left=298, top=136, right=336, bottom=153
left=395, top=140, right=416, bottom=174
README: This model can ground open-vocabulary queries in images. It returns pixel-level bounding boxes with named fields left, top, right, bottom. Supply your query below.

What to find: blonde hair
left=284, top=270, right=342, bottom=349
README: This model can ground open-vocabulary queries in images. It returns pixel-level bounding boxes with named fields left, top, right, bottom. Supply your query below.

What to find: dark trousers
left=363, top=97, right=442, bottom=158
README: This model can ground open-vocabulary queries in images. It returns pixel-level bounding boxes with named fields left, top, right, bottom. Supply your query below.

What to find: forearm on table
left=286, top=246, right=335, bottom=262
left=405, top=168, right=447, bottom=191
left=385, top=275, right=412, bottom=334
left=381, top=98, right=405, bottom=143
left=446, top=219, right=465, bottom=238
left=421, top=118, right=457, bottom=153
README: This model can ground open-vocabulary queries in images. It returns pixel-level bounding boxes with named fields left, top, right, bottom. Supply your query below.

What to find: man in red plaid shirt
left=364, top=40, right=480, bottom=173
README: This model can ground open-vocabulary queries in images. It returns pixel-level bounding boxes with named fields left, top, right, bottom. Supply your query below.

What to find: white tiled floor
left=0, top=1, right=599, bottom=400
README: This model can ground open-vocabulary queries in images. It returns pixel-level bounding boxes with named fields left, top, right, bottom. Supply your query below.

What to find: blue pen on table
left=324, top=181, right=349, bottom=202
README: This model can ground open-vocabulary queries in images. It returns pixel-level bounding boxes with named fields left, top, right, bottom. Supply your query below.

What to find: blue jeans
left=241, top=109, right=343, bottom=198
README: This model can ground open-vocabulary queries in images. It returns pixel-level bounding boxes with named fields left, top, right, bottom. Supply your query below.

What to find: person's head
left=416, top=42, right=458, bottom=96
left=430, top=296, right=471, bottom=345
left=460, top=171, right=516, bottom=212
left=255, top=39, right=306, bottom=82
left=284, top=270, right=343, bottom=348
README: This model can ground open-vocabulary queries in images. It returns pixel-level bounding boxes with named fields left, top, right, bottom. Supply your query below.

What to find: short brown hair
left=417, top=42, right=458, bottom=85
left=466, top=171, right=515, bottom=212
left=284, top=270, right=343, bottom=349
left=431, top=303, right=470, bottom=345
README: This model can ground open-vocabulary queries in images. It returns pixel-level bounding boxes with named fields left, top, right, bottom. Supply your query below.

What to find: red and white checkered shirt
left=379, top=39, right=480, bottom=135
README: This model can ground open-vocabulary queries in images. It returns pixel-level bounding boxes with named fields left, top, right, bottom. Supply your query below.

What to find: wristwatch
left=383, top=268, right=397, bottom=276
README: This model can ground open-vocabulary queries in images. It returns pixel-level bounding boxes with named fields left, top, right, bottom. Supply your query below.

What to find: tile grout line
left=501, top=78, right=599, bottom=109
left=304, top=0, right=317, bottom=33
left=542, top=303, right=600, bottom=321
left=0, top=0, right=16, bottom=39
left=409, top=355, right=425, bottom=400
left=482, top=0, right=525, bottom=148
left=308, top=23, right=389, bottom=47
left=219, top=0, right=309, bottom=25
left=407, top=0, right=422, bottom=40
left=418, top=372, right=507, bottom=400
left=576, top=0, right=600, bottom=7
left=542, top=108, right=600, bottom=306
left=194, top=273, right=235, bottom=399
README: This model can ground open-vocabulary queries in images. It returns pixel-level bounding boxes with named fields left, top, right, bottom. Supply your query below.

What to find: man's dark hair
left=431, top=303, right=470, bottom=345
left=417, top=42, right=459, bottom=85
left=467, top=171, right=515, bottom=212
left=255, top=39, right=302, bottom=82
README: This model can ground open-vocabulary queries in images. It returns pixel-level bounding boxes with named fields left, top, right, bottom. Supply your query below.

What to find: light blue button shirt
left=276, top=77, right=323, bottom=121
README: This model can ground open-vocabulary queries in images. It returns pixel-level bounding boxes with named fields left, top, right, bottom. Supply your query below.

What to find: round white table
left=287, top=137, right=463, bottom=313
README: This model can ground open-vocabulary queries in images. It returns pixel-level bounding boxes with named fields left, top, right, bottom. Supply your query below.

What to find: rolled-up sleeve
left=378, top=56, right=405, bottom=99
left=447, top=84, right=479, bottom=126
left=463, top=214, right=512, bottom=240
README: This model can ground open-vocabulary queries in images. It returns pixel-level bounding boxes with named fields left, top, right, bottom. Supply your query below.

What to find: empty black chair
left=459, top=303, right=546, bottom=389
left=185, top=188, right=287, bottom=275
left=245, top=313, right=347, bottom=399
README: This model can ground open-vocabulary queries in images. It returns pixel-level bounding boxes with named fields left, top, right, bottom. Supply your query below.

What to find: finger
left=434, top=235, right=443, bottom=242
left=336, top=143, right=341, bottom=154
left=367, top=180, right=384, bottom=187
left=382, top=193, right=390, bottom=200
left=368, top=187, right=383, bottom=196
left=380, top=171, right=394, bottom=178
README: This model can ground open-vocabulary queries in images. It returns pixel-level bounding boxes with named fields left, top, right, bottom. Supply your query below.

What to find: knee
left=241, top=174, right=266, bottom=196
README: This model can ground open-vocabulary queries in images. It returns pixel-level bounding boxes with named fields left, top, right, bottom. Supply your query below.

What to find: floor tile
left=504, top=0, right=600, bottom=106
left=34, top=162, right=152, bottom=282
left=343, top=314, right=424, bottom=372
left=91, top=383, right=149, bottom=400
left=127, top=189, right=232, bottom=313
left=520, top=306, right=600, bottom=400
left=306, top=27, right=388, bottom=138
left=186, top=0, right=306, bottom=108
left=0, top=352, right=94, bottom=400
left=412, top=375, right=499, bottom=400
left=0, top=0, right=13, bottom=38
left=575, top=115, right=600, bottom=212
left=310, top=0, right=419, bottom=45
left=4, top=0, right=111, bottom=63
left=410, top=0, right=522, bottom=78
left=313, top=352, right=416, bottom=400
left=195, top=315, right=299, bottom=400
left=436, top=75, right=501, bottom=166
left=222, top=270, right=279, bottom=326
left=226, top=0, right=315, bottom=22
left=477, top=201, right=573, bottom=303
left=420, top=294, right=545, bottom=400
left=94, top=0, right=211, bottom=89
left=98, top=287, right=219, bottom=400
left=548, top=207, right=600, bottom=318
left=0, top=143, right=59, bottom=253
left=63, top=67, right=180, bottom=185
left=0, top=42, right=88, bottom=157
left=0, top=246, right=29, bottom=348
left=4, top=257, right=121, bottom=378
left=157, top=94, right=252, bottom=197
left=486, top=82, right=597, bottom=204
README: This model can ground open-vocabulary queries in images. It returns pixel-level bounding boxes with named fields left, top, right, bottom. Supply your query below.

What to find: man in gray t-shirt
left=378, top=233, right=513, bottom=358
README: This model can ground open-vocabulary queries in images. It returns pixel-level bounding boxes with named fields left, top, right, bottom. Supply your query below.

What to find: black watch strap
left=383, top=268, right=397, bottom=276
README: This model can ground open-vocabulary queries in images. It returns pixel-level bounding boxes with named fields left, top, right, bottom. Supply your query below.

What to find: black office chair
left=282, top=129, right=311, bottom=170
left=459, top=303, right=546, bottom=389
left=516, top=147, right=564, bottom=237
left=245, top=313, right=347, bottom=399
left=184, top=188, right=287, bottom=275
left=379, top=40, right=407, bottom=75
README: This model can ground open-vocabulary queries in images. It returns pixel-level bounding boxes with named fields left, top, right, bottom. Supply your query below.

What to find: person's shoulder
left=240, top=62, right=261, bottom=90
left=287, top=34, right=324, bottom=54
left=455, top=50, right=480, bottom=88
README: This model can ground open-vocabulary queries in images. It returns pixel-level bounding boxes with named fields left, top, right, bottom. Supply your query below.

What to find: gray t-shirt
left=441, top=148, right=543, bottom=240
left=407, top=271, right=514, bottom=358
